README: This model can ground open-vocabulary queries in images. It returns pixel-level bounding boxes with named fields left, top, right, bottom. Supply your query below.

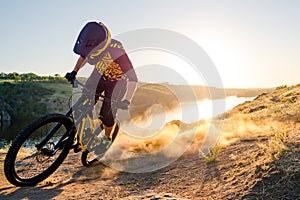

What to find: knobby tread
left=4, top=113, right=74, bottom=186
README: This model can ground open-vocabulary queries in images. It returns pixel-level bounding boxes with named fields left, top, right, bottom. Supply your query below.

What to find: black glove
left=65, top=71, right=77, bottom=82
left=117, top=100, right=130, bottom=110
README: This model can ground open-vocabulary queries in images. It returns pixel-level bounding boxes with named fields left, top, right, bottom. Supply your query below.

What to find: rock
left=1, top=110, right=11, bottom=126
left=270, top=96, right=280, bottom=102
left=1, top=110, right=11, bottom=121
left=288, top=96, right=297, bottom=103
left=0, top=100, right=12, bottom=127
left=248, top=105, right=267, bottom=113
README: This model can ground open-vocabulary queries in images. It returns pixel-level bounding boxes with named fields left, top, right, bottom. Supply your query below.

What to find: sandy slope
left=0, top=84, right=299, bottom=199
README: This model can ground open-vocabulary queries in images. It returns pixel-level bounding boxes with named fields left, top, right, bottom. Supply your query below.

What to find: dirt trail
left=0, top=85, right=299, bottom=199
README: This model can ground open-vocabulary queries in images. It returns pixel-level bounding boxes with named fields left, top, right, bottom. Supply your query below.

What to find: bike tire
left=4, top=114, right=74, bottom=186
left=81, top=122, right=119, bottom=167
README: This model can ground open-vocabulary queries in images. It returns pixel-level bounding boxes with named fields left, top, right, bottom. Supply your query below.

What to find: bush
left=0, top=82, right=55, bottom=120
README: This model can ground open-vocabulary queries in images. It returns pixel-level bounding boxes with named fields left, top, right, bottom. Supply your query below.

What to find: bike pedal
left=72, top=143, right=84, bottom=153
left=74, top=147, right=81, bottom=153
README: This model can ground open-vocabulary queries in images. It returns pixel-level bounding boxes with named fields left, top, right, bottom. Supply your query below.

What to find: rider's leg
left=100, top=101, right=116, bottom=140
left=98, top=78, right=126, bottom=139
left=99, top=80, right=122, bottom=139
left=103, top=124, right=113, bottom=139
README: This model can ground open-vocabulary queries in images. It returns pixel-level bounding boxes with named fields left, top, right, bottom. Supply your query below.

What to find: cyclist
left=65, top=21, right=138, bottom=151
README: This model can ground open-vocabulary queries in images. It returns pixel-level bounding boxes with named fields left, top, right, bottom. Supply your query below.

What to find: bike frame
left=35, top=80, right=112, bottom=155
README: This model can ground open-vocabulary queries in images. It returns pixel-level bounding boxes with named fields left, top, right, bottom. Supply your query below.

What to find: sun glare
left=128, top=49, right=206, bottom=86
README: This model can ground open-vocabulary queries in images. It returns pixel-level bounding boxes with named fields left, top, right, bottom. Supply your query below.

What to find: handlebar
left=71, top=79, right=79, bottom=88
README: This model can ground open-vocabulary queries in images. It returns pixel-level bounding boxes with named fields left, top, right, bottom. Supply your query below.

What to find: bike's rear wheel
left=4, top=114, right=74, bottom=186
left=81, top=122, right=119, bottom=167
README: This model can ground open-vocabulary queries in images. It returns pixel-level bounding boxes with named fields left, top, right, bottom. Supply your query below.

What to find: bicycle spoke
left=14, top=121, right=68, bottom=181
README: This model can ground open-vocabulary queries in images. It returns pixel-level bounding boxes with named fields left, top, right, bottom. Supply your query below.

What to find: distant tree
left=0, top=72, right=7, bottom=79
left=48, top=75, right=55, bottom=81
left=43, top=76, right=49, bottom=81
left=14, top=75, right=21, bottom=82
left=54, top=73, right=63, bottom=81
left=0, top=72, right=67, bottom=82
left=6, top=72, right=19, bottom=80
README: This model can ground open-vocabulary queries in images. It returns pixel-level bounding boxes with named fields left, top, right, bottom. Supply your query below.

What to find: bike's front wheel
left=4, top=114, right=74, bottom=186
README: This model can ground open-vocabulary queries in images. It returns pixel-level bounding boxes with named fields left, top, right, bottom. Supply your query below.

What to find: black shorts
left=85, top=68, right=127, bottom=127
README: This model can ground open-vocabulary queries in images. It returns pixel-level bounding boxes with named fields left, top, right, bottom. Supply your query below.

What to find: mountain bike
left=4, top=79, right=120, bottom=186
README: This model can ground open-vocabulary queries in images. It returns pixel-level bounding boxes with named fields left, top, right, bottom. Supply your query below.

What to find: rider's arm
left=112, top=43, right=138, bottom=102
left=115, top=54, right=138, bottom=102
left=124, top=81, right=137, bottom=102
left=72, top=56, right=87, bottom=73
left=124, top=66, right=138, bottom=102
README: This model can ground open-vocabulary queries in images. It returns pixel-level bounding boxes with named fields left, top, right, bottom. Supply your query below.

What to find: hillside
left=0, top=84, right=299, bottom=199
left=0, top=81, right=72, bottom=120
left=0, top=81, right=72, bottom=141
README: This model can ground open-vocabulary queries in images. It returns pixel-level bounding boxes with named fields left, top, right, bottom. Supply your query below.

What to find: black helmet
left=73, top=22, right=110, bottom=57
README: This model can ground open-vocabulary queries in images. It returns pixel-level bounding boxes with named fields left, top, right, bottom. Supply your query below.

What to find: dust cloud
left=100, top=97, right=268, bottom=172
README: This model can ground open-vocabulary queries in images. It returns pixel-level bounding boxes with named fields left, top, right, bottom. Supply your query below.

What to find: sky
left=0, top=0, right=299, bottom=88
